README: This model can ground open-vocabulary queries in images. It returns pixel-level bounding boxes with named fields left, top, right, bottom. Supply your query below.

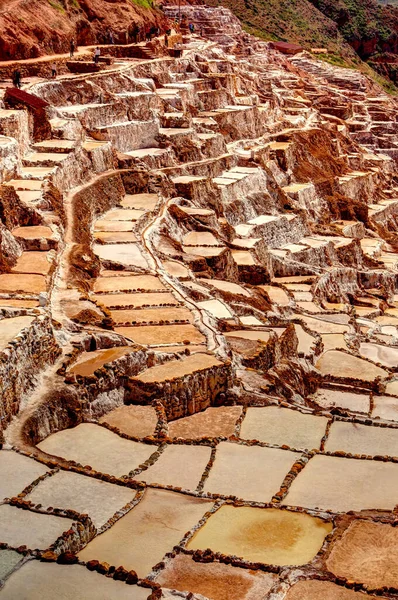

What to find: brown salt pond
left=384, top=379, right=398, bottom=396
left=321, top=334, right=348, bottom=352
left=224, top=330, right=271, bottom=343
left=384, top=307, right=398, bottom=319
left=359, top=342, right=398, bottom=368
left=0, top=316, right=35, bottom=352
left=183, top=232, right=222, bottom=246
left=100, top=208, right=145, bottom=221
left=99, top=405, right=158, bottom=437
left=94, top=231, right=138, bottom=243
left=315, top=350, right=388, bottom=381
left=162, top=260, right=190, bottom=278
left=284, top=283, right=312, bottom=292
left=240, top=315, right=264, bottom=326
left=93, top=243, right=148, bottom=269
left=121, top=193, right=158, bottom=210
left=12, top=225, right=54, bottom=240
left=0, top=450, right=48, bottom=501
left=283, top=454, right=398, bottom=512
left=132, top=353, right=222, bottom=384
left=316, top=313, right=351, bottom=325
left=296, top=301, right=324, bottom=313
left=0, top=504, right=74, bottom=551
left=372, top=395, right=398, bottom=421
left=203, top=442, right=300, bottom=502
left=325, top=420, right=398, bottom=457
left=0, top=274, right=46, bottom=294
left=5, top=179, right=43, bottom=191
left=94, top=291, right=178, bottom=309
left=285, top=580, right=379, bottom=600
left=292, top=291, right=312, bottom=300
left=310, top=388, right=370, bottom=414
left=135, top=444, right=212, bottom=489
left=187, top=505, right=332, bottom=566
left=326, top=520, right=398, bottom=590
left=258, top=285, right=290, bottom=306
left=0, top=562, right=149, bottom=600
left=155, top=553, right=277, bottom=600
left=153, top=344, right=206, bottom=355
left=110, top=307, right=193, bottom=325
left=26, top=471, right=136, bottom=530
left=0, top=550, right=23, bottom=581
left=231, top=250, right=256, bottom=266
left=78, top=489, right=212, bottom=577
left=197, top=299, right=233, bottom=319
left=37, top=423, right=157, bottom=477
left=116, top=324, right=205, bottom=346
left=168, top=406, right=242, bottom=439
left=240, top=406, right=327, bottom=450
left=69, top=346, right=137, bottom=377
left=94, top=274, right=165, bottom=293
left=94, top=220, right=135, bottom=232
left=375, top=315, right=398, bottom=327
left=0, top=298, right=39, bottom=308
left=293, top=315, right=349, bottom=334
left=183, top=246, right=225, bottom=258
left=11, top=252, right=52, bottom=275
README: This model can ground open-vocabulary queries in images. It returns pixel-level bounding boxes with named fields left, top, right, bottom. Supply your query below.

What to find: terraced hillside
left=1, top=5, right=398, bottom=600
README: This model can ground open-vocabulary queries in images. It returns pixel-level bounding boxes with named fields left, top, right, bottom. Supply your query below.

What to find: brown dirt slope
left=0, top=0, right=165, bottom=60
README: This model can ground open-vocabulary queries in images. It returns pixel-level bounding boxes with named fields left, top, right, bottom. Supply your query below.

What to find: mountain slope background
left=2, top=0, right=398, bottom=92
left=206, top=0, right=398, bottom=87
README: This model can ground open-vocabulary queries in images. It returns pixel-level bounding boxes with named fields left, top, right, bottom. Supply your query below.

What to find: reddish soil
left=0, top=0, right=167, bottom=60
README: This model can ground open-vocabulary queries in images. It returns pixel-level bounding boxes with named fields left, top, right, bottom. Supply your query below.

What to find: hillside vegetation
left=206, top=0, right=398, bottom=89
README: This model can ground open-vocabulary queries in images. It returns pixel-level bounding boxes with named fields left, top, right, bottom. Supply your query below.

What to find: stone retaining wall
left=0, top=316, right=60, bottom=441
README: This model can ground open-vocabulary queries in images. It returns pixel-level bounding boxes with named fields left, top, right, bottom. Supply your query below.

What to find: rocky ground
left=1, top=5, right=398, bottom=600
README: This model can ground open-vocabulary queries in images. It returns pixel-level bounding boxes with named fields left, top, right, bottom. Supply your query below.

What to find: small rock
left=40, top=551, right=57, bottom=562
left=125, top=570, right=138, bottom=585
left=57, top=552, right=78, bottom=565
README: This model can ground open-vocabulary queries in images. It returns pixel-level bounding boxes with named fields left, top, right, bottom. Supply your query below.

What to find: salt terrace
left=1, top=4, right=398, bottom=599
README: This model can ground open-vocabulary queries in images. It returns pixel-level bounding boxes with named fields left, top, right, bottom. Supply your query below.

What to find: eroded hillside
left=0, top=0, right=164, bottom=60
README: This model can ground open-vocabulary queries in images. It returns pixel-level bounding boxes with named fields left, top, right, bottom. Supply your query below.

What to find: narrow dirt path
left=142, top=198, right=229, bottom=359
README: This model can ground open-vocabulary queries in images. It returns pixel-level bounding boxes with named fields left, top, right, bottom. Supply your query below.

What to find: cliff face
left=0, top=0, right=165, bottom=60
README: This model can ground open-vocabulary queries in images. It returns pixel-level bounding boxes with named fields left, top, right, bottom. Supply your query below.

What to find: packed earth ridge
left=1, top=4, right=398, bottom=599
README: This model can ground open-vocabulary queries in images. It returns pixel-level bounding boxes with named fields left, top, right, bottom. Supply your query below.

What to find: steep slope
left=205, top=0, right=398, bottom=86
left=0, top=0, right=164, bottom=60
left=310, top=0, right=398, bottom=57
